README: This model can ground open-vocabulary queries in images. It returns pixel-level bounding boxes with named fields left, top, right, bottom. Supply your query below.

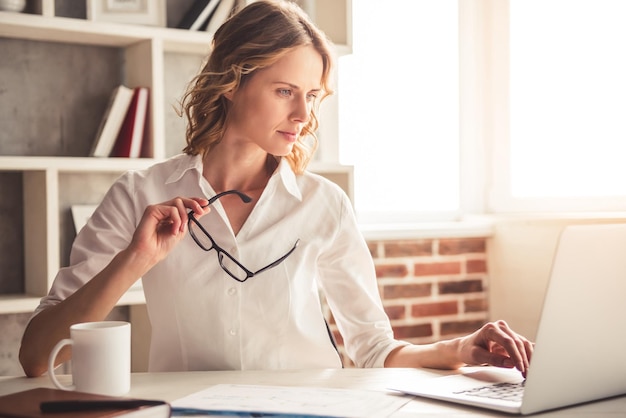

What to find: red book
left=89, top=85, right=134, bottom=157
left=111, top=87, right=149, bottom=158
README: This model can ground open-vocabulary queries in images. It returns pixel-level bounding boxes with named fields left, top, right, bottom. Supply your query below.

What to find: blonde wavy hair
left=181, top=0, right=334, bottom=174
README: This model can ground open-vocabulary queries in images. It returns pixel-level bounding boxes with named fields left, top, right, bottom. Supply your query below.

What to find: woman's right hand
left=128, top=197, right=210, bottom=268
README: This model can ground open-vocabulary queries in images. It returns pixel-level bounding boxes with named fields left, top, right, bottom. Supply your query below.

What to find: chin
left=270, top=145, right=294, bottom=157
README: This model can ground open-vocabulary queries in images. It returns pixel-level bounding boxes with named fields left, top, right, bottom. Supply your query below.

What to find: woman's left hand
left=457, top=320, right=534, bottom=377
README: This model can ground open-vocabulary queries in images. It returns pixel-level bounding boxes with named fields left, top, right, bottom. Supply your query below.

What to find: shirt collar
left=164, top=154, right=204, bottom=185
left=164, top=154, right=303, bottom=202
left=275, top=158, right=303, bottom=202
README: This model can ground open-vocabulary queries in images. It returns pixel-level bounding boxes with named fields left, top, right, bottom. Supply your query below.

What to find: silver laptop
left=389, top=223, right=626, bottom=415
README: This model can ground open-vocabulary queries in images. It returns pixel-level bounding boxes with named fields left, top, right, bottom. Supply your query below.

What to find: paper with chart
left=171, top=383, right=411, bottom=417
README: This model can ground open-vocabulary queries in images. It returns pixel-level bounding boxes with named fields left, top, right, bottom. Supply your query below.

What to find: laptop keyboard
left=454, top=381, right=525, bottom=403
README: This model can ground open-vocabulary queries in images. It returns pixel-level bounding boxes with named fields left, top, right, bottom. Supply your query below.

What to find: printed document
left=171, top=384, right=411, bottom=417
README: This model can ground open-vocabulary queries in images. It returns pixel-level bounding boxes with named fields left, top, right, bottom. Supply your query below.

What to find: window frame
left=334, top=0, right=465, bottom=225
left=485, top=0, right=626, bottom=213
left=329, top=0, right=626, bottom=226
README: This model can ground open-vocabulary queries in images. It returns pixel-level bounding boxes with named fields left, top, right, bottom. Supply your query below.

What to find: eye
left=306, top=92, right=318, bottom=102
left=277, top=88, right=292, bottom=97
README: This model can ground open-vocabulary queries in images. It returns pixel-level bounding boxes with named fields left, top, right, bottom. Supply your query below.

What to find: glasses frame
left=188, top=190, right=300, bottom=282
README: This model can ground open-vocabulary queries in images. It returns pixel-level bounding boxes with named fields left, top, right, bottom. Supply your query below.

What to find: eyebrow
left=273, top=81, right=322, bottom=93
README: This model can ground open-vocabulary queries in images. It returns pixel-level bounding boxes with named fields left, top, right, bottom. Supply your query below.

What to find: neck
left=202, top=152, right=278, bottom=194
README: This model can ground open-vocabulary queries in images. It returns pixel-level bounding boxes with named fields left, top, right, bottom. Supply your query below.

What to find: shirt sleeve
left=32, top=172, right=140, bottom=316
left=316, top=191, right=409, bottom=368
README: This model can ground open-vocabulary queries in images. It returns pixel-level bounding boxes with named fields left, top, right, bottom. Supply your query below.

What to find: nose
left=291, top=94, right=311, bottom=123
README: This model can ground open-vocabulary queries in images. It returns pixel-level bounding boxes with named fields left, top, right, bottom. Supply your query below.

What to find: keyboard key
left=454, top=382, right=525, bottom=403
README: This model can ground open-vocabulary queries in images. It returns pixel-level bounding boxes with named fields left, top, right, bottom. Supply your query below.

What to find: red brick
left=464, top=298, right=488, bottom=313
left=439, top=238, right=486, bottom=255
left=383, top=283, right=432, bottom=299
left=438, top=279, right=483, bottom=294
left=440, top=320, right=486, bottom=336
left=375, top=263, right=409, bottom=278
left=384, top=241, right=433, bottom=257
left=384, top=304, right=406, bottom=320
left=392, top=323, right=433, bottom=339
left=411, top=301, right=458, bottom=317
left=414, top=261, right=461, bottom=276
left=367, top=242, right=379, bottom=258
left=467, top=259, right=487, bottom=273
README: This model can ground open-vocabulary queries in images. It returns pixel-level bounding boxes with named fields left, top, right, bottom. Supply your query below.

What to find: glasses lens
left=218, top=252, right=251, bottom=282
left=188, top=219, right=215, bottom=251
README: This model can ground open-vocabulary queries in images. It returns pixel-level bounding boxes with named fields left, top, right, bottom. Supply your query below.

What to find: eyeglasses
left=188, top=189, right=300, bottom=282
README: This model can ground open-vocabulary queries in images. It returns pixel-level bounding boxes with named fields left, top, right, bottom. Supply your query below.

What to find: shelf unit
left=0, top=0, right=353, bottom=316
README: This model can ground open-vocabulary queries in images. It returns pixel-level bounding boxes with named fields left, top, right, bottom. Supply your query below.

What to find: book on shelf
left=0, top=387, right=170, bottom=418
left=89, top=85, right=134, bottom=158
left=205, top=0, right=236, bottom=36
left=110, top=87, right=149, bottom=158
left=177, top=0, right=221, bottom=31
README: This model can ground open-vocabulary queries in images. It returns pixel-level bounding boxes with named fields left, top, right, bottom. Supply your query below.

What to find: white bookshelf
left=0, top=0, right=352, bottom=316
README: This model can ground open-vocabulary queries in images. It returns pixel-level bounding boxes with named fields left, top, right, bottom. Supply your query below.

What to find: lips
left=278, top=130, right=298, bottom=143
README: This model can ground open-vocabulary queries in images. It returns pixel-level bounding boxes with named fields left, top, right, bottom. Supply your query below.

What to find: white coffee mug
left=48, top=321, right=131, bottom=396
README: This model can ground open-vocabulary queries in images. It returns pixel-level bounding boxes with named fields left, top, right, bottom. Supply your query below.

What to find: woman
left=20, top=0, right=532, bottom=377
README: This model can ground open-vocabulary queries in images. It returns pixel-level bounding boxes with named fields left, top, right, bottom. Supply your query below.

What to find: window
left=491, top=0, right=626, bottom=211
left=338, top=0, right=460, bottom=223
left=338, top=0, right=626, bottom=222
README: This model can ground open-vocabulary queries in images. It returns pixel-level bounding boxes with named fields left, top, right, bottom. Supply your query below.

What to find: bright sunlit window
left=338, top=0, right=626, bottom=220
left=338, top=0, right=459, bottom=223
left=506, top=0, right=626, bottom=206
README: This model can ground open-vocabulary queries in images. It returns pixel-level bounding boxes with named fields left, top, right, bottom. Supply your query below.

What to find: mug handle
left=48, top=338, right=75, bottom=391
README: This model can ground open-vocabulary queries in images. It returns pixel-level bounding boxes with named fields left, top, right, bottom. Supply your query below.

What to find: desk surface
left=1, top=368, right=624, bottom=417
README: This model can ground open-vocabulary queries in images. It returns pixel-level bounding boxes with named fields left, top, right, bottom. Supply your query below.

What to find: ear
left=223, top=90, right=234, bottom=101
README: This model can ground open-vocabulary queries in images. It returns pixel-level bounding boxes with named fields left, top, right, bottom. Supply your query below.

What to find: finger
left=518, top=338, right=531, bottom=377
left=471, top=321, right=523, bottom=373
left=171, top=197, right=204, bottom=231
left=172, top=198, right=189, bottom=233
left=523, top=339, right=535, bottom=369
left=190, top=197, right=211, bottom=217
left=471, top=344, right=516, bottom=369
left=491, top=342, right=530, bottom=377
left=169, top=197, right=210, bottom=216
left=156, top=204, right=183, bottom=236
left=152, top=197, right=211, bottom=235
left=498, top=321, right=533, bottom=376
left=492, top=321, right=531, bottom=376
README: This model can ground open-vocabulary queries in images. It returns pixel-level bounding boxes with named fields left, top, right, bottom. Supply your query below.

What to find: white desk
left=1, top=368, right=624, bottom=417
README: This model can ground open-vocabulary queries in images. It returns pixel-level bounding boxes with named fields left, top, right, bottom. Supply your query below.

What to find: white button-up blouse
left=35, top=154, right=407, bottom=371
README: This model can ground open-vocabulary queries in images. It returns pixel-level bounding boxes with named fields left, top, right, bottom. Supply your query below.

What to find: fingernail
left=502, top=358, right=515, bottom=368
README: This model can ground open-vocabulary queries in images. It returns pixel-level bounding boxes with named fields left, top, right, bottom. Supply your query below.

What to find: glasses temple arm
left=206, top=190, right=253, bottom=206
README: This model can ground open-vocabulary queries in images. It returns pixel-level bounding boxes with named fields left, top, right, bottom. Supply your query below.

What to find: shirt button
left=229, top=329, right=237, bottom=336
left=227, top=287, right=237, bottom=296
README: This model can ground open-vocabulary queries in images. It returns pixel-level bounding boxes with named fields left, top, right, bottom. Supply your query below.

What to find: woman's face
left=224, top=45, right=323, bottom=157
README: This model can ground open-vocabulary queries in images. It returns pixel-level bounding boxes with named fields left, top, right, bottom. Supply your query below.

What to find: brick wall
left=1, top=236, right=490, bottom=374
left=326, top=236, right=490, bottom=367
